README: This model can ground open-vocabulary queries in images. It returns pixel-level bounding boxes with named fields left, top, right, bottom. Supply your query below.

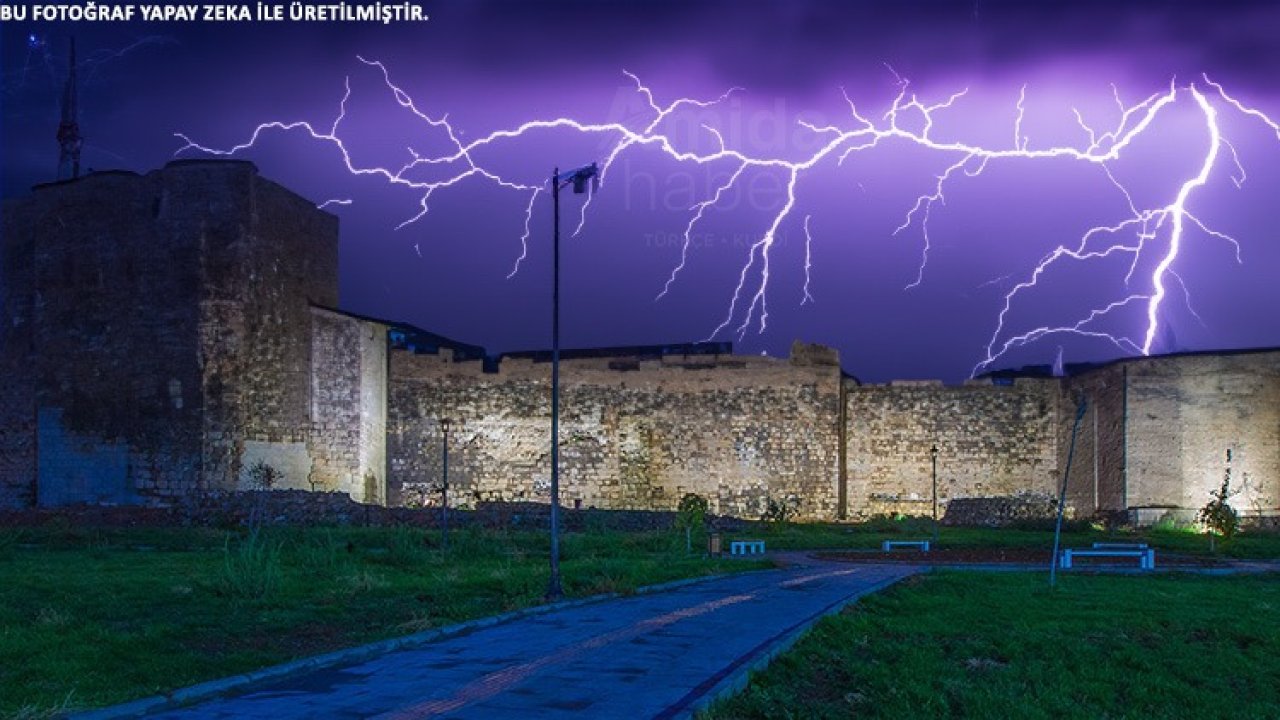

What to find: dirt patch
left=816, top=547, right=1229, bottom=568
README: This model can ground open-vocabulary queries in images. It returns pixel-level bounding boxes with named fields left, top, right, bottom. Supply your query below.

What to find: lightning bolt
left=1140, top=86, right=1220, bottom=356
left=175, top=61, right=1279, bottom=375
left=801, top=214, right=815, bottom=306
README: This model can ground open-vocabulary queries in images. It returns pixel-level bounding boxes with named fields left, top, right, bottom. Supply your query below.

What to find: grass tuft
left=8, top=691, right=76, bottom=720
left=217, top=532, right=282, bottom=601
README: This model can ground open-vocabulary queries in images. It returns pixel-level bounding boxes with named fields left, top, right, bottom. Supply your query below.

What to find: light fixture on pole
left=546, top=162, right=598, bottom=601
left=439, top=417, right=451, bottom=551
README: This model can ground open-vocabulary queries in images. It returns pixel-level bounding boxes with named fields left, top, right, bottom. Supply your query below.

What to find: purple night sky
left=3, top=0, right=1279, bottom=382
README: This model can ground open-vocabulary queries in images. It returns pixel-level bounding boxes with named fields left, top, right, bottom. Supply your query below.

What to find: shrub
left=676, top=493, right=709, bottom=553
left=761, top=495, right=801, bottom=526
left=1198, top=469, right=1240, bottom=553
left=246, top=460, right=281, bottom=490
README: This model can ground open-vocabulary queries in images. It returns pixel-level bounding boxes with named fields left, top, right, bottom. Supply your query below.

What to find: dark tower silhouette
left=56, top=38, right=82, bottom=180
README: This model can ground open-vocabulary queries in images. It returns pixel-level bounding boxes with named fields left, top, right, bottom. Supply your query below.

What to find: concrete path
left=138, top=561, right=916, bottom=719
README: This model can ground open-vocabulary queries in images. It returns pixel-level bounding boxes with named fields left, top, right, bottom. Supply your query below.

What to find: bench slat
left=729, top=540, right=766, bottom=556
left=1060, top=547, right=1155, bottom=570
left=882, top=540, right=930, bottom=551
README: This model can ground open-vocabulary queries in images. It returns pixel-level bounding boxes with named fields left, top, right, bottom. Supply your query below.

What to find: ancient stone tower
left=0, top=160, right=386, bottom=506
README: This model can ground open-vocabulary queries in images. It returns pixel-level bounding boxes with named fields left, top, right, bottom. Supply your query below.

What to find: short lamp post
left=930, top=444, right=939, bottom=542
left=439, top=417, right=451, bottom=551
left=546, top=162, right=599, bottom=602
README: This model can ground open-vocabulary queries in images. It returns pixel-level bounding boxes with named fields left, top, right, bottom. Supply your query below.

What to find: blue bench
left=1092, top=542, right=1148, bottom=550
left=730, top=540, right=766, bottom=555
left=882, top=540, right=930, bottom=552
left=1060, top=547, right=1155, bottom=570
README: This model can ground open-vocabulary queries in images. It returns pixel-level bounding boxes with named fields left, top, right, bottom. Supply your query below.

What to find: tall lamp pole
left=930, top=444, right=939, bottom=543
left=439, top=417, right=451, bottom=550
left=547, top=162, right=599, bottom=601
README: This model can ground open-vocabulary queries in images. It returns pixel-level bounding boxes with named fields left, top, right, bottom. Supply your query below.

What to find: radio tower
left=56, top=38, right=81, bottom=180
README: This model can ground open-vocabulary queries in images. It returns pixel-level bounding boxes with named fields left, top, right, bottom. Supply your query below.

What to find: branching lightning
left=174, top=61, right=1280, bottom=375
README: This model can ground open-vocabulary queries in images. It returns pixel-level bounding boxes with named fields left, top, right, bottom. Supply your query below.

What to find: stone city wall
left=307, top=307, right=388, bottom=503
left=194, top=161, right=340, bottom=495
left=1120, top=351, right=1280, bottom=516
left=844, top=378, right=1061, bottom=519
left=388, top=343, right=843, bottom=520
left=4, top=161, right=1278, bottom=524
left=1059, top=364, right=1127, bottom=515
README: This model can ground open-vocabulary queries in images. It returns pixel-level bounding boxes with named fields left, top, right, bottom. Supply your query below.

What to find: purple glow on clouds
left=3, top=1, right=1279, bottom=381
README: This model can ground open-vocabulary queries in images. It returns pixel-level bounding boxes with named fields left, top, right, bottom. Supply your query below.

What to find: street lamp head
left=440, top=417, right=452, bottom=434
left=566, top=162, right=599, bottom=195
left=930, top=444, right=938, bottom=457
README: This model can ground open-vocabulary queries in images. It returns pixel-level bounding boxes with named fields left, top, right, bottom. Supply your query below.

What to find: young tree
left=676, top=493, right=709, bottom=554
left=1198, top=468, right=1240, bottom=553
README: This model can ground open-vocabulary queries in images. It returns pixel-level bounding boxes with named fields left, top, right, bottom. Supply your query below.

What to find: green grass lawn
left=704, top=571, right=1280, bottom=719
left=750, top=517, right=1280, bottom=558
left=0, top=524, right=765, bottom=718
left=3, top=519, right=1275, bottom=718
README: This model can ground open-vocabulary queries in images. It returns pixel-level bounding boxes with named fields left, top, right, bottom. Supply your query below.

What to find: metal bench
left=881, top=540, right=930, bottom=552
left=1059, top=547, right=1155, bottom=570
left=730, top=540, right=766, bottom=555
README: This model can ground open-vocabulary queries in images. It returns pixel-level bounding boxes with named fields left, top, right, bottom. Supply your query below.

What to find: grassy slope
left=0, top=526, right=764, bottom=717
left=705, top=571, right=1280, bottom=719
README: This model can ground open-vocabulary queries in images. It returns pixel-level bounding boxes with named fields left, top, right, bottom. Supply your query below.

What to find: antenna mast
left=56, top=37, right=82, bottom=180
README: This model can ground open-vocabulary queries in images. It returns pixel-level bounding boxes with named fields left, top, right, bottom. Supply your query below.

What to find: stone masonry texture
left=0, top=161, right=379, bottom=506
left=388, top=342, right=843, bottom=520
left=844, top=378, right=1061, bottom=520
left=2, top=161, right=1277, bottom=521
left=1111, top=352, right=1279, bottom=514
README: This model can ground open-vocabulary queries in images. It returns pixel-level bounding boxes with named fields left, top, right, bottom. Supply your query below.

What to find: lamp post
left=547, top=162, right=599, bottom=601
left=439, top=417, right=451, bottom=551
left=930, top=444, right=939, bottom=542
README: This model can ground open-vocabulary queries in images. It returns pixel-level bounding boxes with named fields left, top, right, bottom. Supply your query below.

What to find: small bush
left=857, top=513, right=938, bottom=535
left=1151, top=513, right=1198, bottom=534
left=761, top=495, right=801, bottom=526
left=677, top=493, right=709, bottom=553
left=864, top=514, right=906, bottom=533
left=246, top=460, right=282, bottom=490
left=1199, top=469, right=1240, bottom=552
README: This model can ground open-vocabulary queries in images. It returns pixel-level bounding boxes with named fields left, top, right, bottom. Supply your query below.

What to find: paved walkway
left=138, top=561, right=916, bottom=719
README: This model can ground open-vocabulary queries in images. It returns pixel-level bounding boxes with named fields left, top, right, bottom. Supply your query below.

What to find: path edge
left=667, top=567, right=920, bottom=720
left=70, top=566, right=767, bottom=720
